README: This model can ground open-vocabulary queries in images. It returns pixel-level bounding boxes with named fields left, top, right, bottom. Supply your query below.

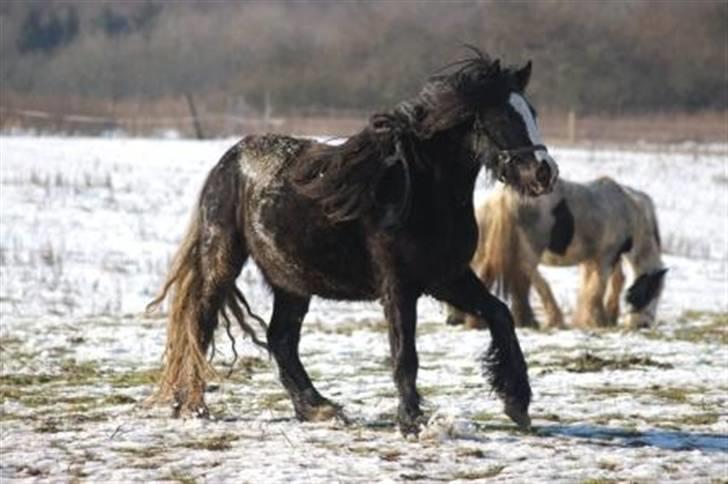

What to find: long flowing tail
left=145, top=144, right=266, bottom=412
left=146, top=209, right=215, bottom=405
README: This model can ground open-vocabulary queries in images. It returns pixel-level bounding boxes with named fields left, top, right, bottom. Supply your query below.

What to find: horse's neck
left=626, top=229, right=662, bottom=276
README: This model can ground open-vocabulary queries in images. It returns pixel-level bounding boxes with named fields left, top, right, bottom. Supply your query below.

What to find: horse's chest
left=401, top=209, right=478, bottom=281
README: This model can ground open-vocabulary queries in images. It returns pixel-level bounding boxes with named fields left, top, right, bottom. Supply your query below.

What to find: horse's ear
left=489, top=59, right=501, bottom=75
left=514, top=60, right=532, bottom=92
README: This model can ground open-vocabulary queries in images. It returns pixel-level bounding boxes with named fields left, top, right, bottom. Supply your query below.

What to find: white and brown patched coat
left=449, top=176, right=666, bottom=329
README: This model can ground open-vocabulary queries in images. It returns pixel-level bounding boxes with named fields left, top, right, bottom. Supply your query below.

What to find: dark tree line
left=1, top=0, right=726, bottom=115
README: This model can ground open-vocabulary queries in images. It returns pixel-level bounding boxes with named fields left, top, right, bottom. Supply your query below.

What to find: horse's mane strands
left=290, top=126, right=400, bottom=223
left=291, top=46, right=508, bottom=224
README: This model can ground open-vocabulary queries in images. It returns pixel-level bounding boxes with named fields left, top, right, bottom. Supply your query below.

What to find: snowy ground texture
left=1, top=136, right=727, bottom=483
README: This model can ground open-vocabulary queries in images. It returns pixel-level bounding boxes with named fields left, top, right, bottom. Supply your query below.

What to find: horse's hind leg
left=573, top=262, right=609, bottom=328
left=428, top=270, right=531, bottom=430
left=530, top=268, right=564, bottom=329
left=510, top=273, right=538, bottom=328
left=267, top=288, right=342, bottom=422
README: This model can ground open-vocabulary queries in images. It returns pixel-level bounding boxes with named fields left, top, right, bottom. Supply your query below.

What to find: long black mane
left=290, top=49, right=524, bottom=224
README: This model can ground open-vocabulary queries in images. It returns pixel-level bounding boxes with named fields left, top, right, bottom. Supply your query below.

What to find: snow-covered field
left=1, top=135, right=726, bottom=482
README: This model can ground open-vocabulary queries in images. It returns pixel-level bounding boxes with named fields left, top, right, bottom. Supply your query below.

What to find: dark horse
left=148, top=51, right=558, bottom=435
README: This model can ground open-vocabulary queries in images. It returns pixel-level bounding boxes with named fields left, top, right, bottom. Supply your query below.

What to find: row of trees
left=1, top=0, right=726, bottom=116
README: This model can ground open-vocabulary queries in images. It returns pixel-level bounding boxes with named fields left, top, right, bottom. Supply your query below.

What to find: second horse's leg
left=604, top=262, right=625, bottom=325
left=267, top=288, right=342, bottom=422
left=510, top=275, right=538, bottom=328
left=574, top=262, right=610, bottom=327
left=530, top=268, right=565, bottom=329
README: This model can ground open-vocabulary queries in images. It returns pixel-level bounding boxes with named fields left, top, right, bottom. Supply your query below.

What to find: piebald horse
left=447, top=177, right=665, bottom=330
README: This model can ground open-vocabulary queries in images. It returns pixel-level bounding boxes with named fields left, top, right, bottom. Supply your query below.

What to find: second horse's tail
left=473, top=189, right=528, bottom=300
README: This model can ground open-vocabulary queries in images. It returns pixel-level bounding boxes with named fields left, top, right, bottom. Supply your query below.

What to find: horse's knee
left=490, top=299, right=513, bottom=325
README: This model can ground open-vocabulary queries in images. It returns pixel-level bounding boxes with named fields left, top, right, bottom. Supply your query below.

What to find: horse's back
left=538, top=177, right=631, bottom=265
left=237, top=134, right=312, bottom=184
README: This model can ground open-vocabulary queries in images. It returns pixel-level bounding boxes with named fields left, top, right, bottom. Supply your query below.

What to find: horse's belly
left=541, top=242, right=589, bottom=266
left=245, top=192, right=377, bottom=300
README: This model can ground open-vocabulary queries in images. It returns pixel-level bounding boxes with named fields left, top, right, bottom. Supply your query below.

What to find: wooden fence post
left=185, top=92, right=205, bottom=140
left=567, top=109, right=576, bottom=144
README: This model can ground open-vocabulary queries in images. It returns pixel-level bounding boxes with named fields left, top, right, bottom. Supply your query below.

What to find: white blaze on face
left=508, top=94, right=558, bottom=186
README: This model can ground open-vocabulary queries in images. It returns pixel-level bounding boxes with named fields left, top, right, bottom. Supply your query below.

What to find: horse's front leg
left=604, top=262, right=625, bottom=325
left=428, top=270, right=532, bottom=430
left=382, top=282, right=423, bottom=436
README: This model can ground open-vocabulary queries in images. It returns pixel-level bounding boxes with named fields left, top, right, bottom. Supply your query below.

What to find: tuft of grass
left=562, top=352, right=672, bottom=373
left=35, top=419, right=61, bottom=433
left=650, top=385, right=689, bottom=403
left=454, top=465, right=506, bottom=480
left=379, top=448, right=403, bottom=462
left=537, top=413, right=562, bottom=422
left=663, top=413, right=720, bottom=426
left=225, top=356, right=268, bottom=383
left=167, top=473, right=197, bottom=484
left=645, top=311, right=728, bottom=344
left=181, top=433, right=240, bottom=452
left=0, top=374, right=55, bottom=386
left=115, top=446, right=166, bottom=459
left=469, top=411, right=496, bottom=420
left=400, top=473, right=430, bottom=481
left=674, top=311, right=728, bottom=344
left=58, top=358, right=101, bottom=384
left=104, top=394, right=136, bottom=405
left=456, top=448, right=486, bottom=459
left=589, top=384, right=706, bottom=406
left=256, top=391, right=290, bottom=411
left=108, top=368, right=159, bottom=388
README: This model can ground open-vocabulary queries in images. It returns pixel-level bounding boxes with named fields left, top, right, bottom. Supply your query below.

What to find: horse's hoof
left=398, top=417, right=425, bottom=439
left=504, top=401, right=531, bottom=431
left=172, top=401, right=210, bottom=419
left=397, top=408, right=427, bottom=438
left=543, top=320, right=565, bottom=330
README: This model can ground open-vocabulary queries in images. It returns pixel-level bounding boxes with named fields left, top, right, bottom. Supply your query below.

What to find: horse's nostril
left=536, top=161, right=551, bottom=186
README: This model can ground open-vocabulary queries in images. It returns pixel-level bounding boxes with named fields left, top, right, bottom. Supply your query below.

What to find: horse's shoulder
left=587, top=175, right=620, bottom=190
